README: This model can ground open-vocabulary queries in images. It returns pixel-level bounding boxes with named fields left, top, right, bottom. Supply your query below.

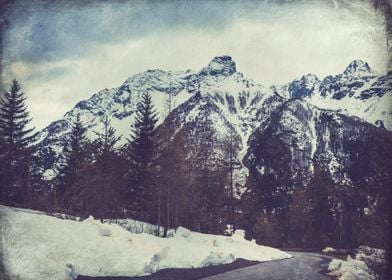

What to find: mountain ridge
left=37, top=56, right=392, bottom=189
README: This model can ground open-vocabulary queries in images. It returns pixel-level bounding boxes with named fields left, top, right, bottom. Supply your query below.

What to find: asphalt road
left=200, top=252, right=334, bottom=280
left=77, top=259, right=260, bottom=280
left=77, top=252, right=334, bottom=280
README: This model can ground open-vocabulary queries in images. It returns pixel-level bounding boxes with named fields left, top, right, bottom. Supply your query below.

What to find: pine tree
left=0, top=79, right=37, bottom=206
left=90, top=116, right=125, bottom=218
left=126, top=92, right=158, bottom=220
left=93, top=116, right=121, bottom=157
left=55, top=115, right=89, bottom=211
left=157, top=90, right=179, bottom=236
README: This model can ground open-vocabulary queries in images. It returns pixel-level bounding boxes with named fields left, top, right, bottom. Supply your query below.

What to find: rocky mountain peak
left=343, top=60, right=373, bottom=77
left=287, top=73, right=320, bottom=99
left=201, top=55, right=237, bottom=76
left=301, top=73, right=320, bottom=84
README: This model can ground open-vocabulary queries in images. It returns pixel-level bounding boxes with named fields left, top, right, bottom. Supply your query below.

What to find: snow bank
left=328, top=256, right=375, bottom=280
left=322, top=247, right=336, bottom=253
left=0, top=205, right=291, bottom=280
left=50, top=211, right=174, bottom=237
left=327, top=246, right=386, bottom=280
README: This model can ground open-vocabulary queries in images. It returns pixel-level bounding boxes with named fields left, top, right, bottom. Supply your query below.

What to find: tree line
left=241, top=166, right=391, bottom=250
left=0, top=80, right=238, bottom=237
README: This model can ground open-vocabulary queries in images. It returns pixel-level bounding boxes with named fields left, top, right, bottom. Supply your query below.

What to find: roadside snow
left=327, top=246, right=387, bottom=280
left=50, top=210, right=175, bottom=236
left=0, top=205, right=291, bottom=280
left=328, top=256, right=375, bottom=280
left=322, top=247, right=336, bottom=253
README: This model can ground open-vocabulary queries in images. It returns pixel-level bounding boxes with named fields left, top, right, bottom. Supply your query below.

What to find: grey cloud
left=26, top=65, right=71, bottom=81
left=2, top=0, right=239, bottom=63
left=3, top=0, right=366, bottom=64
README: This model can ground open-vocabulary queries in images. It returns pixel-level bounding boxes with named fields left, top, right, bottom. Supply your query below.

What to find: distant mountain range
left=37, top=56, right=392, bottom=197
left=273, top=59, right=391, bottom=129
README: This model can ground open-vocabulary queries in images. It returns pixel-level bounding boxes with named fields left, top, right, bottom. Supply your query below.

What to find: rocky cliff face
left=244, top=99, right=392, bottom=207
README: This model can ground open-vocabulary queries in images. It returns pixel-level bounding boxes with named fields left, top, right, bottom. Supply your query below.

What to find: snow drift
left=328, top=256, right=375, bottom=280
left=327, top=246, right=387, bottom=280
left=0, top=205, right=291, bottom=280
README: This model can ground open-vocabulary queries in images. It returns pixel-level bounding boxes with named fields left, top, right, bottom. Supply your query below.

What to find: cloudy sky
left=0, top=0, right=389, bottom=130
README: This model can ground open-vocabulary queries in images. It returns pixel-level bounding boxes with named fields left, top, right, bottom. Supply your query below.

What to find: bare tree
left=224, top=126, right=240, bottom=232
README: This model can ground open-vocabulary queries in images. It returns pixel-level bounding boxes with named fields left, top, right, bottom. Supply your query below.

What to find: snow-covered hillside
left=0, top=205, right=291, bottom=280
left=243, top=96, right=392, bottom=212
left=274, top=60, right=392, bottom=130
left=37, top=55, right=391, bottom=188
left=37, top=55, right=280, bottom=187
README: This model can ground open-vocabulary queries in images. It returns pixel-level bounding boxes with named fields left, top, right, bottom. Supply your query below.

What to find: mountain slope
left=37, top=56, right=391, bottom=192
left=273, top=60, right=392, bottom=129
left=244, top=99, right=392, bottom=192
left=38, top=56, right=281, bottom=187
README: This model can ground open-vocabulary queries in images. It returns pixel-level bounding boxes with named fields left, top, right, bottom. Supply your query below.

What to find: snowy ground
left=327, top=246, right=386, bottom=280
left=51, top=211, right=175, bottom=237
left=0, top=205, right=291, bottom=280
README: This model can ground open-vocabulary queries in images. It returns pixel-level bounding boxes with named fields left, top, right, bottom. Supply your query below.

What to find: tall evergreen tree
left=0, top=79, right=37, bottom=206
left=126, top=92, right=158, bottom=220
left=89, top=116, right=126, bottom=218
left=93, top=116, right=121, bottom=157
left=55, top=115, right=89, bottom=211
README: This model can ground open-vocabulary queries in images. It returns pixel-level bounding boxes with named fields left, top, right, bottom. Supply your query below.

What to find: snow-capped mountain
left=38, top=56, right=392, bottom=193
left=273, top=60, right=392, bottom=129
left=38, top=56, right=280, bottom=186
left=274, top=73, right=321, bottom=100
